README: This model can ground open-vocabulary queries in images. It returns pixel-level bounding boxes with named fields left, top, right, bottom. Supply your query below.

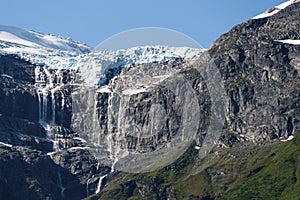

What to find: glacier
left=0, top=25, right=204, bottom=87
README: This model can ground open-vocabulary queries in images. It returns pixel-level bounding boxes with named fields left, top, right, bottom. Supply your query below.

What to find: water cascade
left=34, top=66, right=66, bottom=152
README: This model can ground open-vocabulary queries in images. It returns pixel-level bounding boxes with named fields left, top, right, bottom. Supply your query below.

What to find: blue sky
left=1, top=0, right=286, bottom=48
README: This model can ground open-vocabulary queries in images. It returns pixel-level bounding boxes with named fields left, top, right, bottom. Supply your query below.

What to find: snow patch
left=253, top=0, right=298, bottom=19
left=1, top=74, right=13, bottom=79
left=253, top=8, right=281, bottom=19
left=280, top=135, right=294, bottom=142
left=276, top=0, right=297, bottom=9
left=276, top=39, right=300, bottom=45
left=0, top=141, right=13, bottom=148
left=68, top=146, right=90, bottom=151
left=98, top=86, right=112, bottom=93
left=122, top=88, right=146, bottom=95
left=73, top=137, right=87, bottom=143
left=195, top=145, right=200, bottom=150
left=47, top=151, right=56, bottom=157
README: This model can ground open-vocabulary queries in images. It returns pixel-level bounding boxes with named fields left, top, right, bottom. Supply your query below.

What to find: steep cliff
left=211, top=1, right=300, bottom=144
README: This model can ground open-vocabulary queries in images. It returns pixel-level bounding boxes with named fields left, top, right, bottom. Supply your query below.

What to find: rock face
left=0, top=1, right=299, bottom=200
left=0, top=54, right=210, bottom=198
left=210, top=1, right=300, bottom=144
left=0, top=55, right=107, bottom=199
left=99, top=59, right=211, bottom=172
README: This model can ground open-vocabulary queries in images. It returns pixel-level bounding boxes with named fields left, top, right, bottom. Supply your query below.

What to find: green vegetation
left=91, top=133, right=300, bottom=199
left=221, top=133, right=300, bottom=200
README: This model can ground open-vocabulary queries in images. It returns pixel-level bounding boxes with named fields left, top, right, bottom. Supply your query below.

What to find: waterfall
left=51, top=89, right=56, bottom=124
left=110, top=158, right=118, bottom=173
left=86, top=178, right=91, bottom=197
left=95, top=174, right=107, bottom=194
left=57, top=171, right=65, bottom=198
left=93, top=87, right=131, bottom=195
left=93, top=90, right=100, bottom=146
left=34, top=66, right=66, bottom=152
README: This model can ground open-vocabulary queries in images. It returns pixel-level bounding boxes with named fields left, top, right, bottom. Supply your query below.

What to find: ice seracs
left=253, top=0, right=299, bottom=19
left=77, top=46, right=204, bottom=86
left=0, top=35, right=204, bottom=87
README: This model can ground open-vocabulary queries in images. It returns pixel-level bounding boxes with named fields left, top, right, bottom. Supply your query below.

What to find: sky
left=0, top=0, right=287, bottom=48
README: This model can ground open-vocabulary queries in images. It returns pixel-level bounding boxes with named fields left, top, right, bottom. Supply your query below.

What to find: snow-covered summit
left=0, top=25, right=91, bottom=53
left=253, top=0, right=300, bottom=19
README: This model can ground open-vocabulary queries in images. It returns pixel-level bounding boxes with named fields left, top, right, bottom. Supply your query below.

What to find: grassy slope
left=221, top=134, right=300, bottom=200
left=90, top=133, right=300, bottom=199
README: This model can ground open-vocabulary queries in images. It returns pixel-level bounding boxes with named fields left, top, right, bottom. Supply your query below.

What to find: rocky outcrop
left=210, top=1, right=300, bottom=144
left=94, top=59, right=210, bottom=151
left=0, top=55, right=38, bottom=121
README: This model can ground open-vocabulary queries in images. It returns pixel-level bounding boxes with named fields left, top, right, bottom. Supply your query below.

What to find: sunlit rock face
left=210, top=1, right=300, bottom=144
left=71, top=57, right=214, bottom=173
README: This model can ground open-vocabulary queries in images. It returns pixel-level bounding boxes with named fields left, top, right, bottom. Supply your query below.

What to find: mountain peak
left=0, top=25, right=91, bottom=53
